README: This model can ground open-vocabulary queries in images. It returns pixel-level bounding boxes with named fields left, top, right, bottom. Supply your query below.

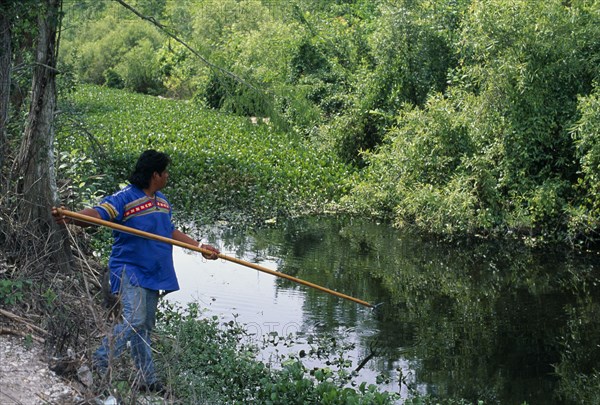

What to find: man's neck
left=143, top=186, right=158, bottom=197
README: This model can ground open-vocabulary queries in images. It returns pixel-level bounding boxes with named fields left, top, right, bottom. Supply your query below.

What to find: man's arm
left=51, top=207, right=100, bottom=227
left=172, top=229, right=220, bottom=260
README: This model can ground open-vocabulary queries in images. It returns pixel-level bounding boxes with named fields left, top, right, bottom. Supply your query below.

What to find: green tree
left=351, top=0, right=600, bottom=242
left=68, top=17, right=164, bottom=92
left=570, top=84, right=600, bottom=241
left=319, top=0, right=466, bottom=165
left=456, top=0, right=599, bottom=238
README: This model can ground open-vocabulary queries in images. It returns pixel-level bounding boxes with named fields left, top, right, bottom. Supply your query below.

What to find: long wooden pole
left=56, top=208, right=375, bottom=308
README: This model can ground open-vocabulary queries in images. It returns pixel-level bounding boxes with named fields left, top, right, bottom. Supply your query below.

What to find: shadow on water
left=172, top=214, right=600, bottom=404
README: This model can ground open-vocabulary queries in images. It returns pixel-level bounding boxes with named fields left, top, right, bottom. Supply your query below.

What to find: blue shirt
left=94, top=184, right=179, bottom=294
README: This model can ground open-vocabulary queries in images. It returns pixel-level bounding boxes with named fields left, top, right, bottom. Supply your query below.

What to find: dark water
left=168, top=215, right=600, bottom=404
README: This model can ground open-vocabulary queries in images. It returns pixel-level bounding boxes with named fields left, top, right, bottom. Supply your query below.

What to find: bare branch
left=0, top=308, right=48, bottom=336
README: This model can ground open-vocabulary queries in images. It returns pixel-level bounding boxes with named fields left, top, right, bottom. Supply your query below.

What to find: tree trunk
left=14, top=0, right=72, bottom=271
left=0, top=9, right=10, bottom=189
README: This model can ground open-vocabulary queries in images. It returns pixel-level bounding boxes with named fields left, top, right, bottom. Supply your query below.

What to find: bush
left=346, top=0, right=600, bottom=244
left=62, top=15, right=165, bottom=94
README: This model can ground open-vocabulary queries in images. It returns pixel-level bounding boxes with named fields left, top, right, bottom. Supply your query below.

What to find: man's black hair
left=128, top=150, right=171, bottom=189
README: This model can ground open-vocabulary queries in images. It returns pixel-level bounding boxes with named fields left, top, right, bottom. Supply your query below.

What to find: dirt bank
left=0, top=334, right=80, bottom=404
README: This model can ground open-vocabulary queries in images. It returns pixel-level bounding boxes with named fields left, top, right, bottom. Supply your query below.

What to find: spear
left=54, top=207, right=376, bottom=309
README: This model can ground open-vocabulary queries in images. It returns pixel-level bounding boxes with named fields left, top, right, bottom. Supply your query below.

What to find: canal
left=168, top=215, right=600, bottom=404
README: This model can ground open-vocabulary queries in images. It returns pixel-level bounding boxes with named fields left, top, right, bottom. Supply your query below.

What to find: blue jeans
left=93, top=269, right=160, bottom=385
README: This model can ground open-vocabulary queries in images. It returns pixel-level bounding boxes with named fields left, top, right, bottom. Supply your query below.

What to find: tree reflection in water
left=181, top=215, right=600, bottom=404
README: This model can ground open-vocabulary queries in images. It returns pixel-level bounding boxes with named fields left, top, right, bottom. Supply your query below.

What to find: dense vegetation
left=57, top=85, right=353, bottom=224
left=58, top=0, right=600, bottom=246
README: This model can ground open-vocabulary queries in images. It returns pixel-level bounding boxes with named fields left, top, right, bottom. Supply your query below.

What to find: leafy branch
left=112, top=0, right=261, bottom=94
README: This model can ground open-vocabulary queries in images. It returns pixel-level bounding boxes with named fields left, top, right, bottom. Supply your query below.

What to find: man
left=53, top=149, right=219, bottom=394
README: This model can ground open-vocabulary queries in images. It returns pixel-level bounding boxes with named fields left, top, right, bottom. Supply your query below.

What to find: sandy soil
left=0, top=334, right=80, bottom=405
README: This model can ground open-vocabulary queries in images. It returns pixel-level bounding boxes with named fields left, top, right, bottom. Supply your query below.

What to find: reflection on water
left=169, top=254, right=307, bottom=336
left=169, top=215, right=600, bottom=404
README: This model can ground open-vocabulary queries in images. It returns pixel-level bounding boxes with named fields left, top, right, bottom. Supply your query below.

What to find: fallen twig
left=0, top=308, right=48, bottom=336
left=0, top=327, right=45, bottom=343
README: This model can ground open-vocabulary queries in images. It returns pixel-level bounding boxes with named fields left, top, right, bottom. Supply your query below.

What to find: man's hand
left=200, top=243, right=220, bottom=260
left=51, top=207, right=99, bottom=227
left=51, top=206, right=69, bottom=225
